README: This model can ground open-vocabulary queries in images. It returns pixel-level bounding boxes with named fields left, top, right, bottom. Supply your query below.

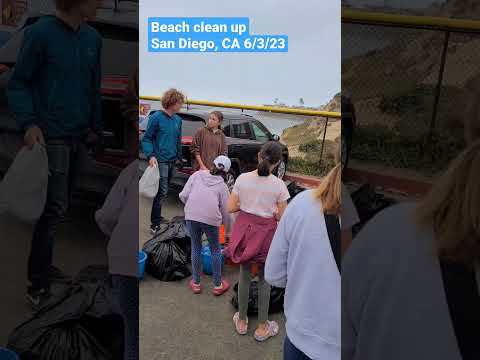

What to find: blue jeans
left=28, top=139, right=83, bottom=291
left=284, top=336, right=311, bottom=360
left=186, top=220, right=222, bottom=287
left=111, top=275, right=139, bottom=360
left=150, top=161, right=175, bottom=226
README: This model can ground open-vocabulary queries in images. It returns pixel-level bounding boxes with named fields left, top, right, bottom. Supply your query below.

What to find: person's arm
left=220, top=185, right=232, bottom=233
left=179, top=173, right=195, bottom=204
left=227, top=192, right=241, bottom=213
left=7, top=27, right=44, bottom=145
left=90, top=36, right=103, bottom=135
left=191, top=129, right=207, bottom=170
left=274, top=181, right=291, bottom=221
left=341, top=183, right=360, bottom=255
left=274, top=201, right=288, bottom=221
left=142, top=115, right=157, bottom=164
left=265, top=206, right=290, bottom=288
left=177, top=118, right=182, bottom=161
left=221, top=133, right=228, bottom=156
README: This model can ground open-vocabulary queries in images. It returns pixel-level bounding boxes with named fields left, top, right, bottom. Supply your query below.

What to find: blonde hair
left=416, top=140, right=480, bottom=265
left=314, top=140, right=341, bottom=214
left=162, top=89, right=185, bottom=110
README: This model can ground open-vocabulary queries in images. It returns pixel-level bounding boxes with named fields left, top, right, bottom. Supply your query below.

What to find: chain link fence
left=342, top=13, right=479, bottom=176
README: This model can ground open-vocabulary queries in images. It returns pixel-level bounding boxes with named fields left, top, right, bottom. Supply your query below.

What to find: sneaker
left=26, top=288, right=51, bottom=310
left=150, top=219, right=169, bottom=234
left=150, top=225, right=160, bottom=235
left=189, top=280, right=202, bottom=294
left=213, top=279, right=230, bottom=296
left=48, top=266, right=72, bottom=284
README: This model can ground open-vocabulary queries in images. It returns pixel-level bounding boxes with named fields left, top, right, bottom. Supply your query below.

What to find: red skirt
left=224, top=211, right=277, bottom=265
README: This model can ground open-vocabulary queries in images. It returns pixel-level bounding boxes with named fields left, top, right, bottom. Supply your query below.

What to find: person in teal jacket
left=141, top=88, right=185, bottom=233
left=7, top=0, right=102, bottom=309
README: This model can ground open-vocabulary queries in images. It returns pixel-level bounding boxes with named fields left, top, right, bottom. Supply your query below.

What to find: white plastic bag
left=139, top=165, right=159, bottom=198
left=0, top=143, right=49, bottom=223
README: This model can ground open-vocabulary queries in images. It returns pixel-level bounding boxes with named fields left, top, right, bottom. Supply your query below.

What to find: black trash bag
left=350, top=184, right=396, bottom=236
left=231, top=281, right=285, bottom=315
left=74, top=265, right=110, bottom=284
left=142, top=237, right=191, bottom=281
left=8, top=283, right=124, bottom=360
left=150, top=216, right=192, bottom=262
left=287, top=182, right=306, bottom=202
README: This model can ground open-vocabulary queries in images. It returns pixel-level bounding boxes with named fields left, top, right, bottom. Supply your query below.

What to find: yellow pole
left=140, top=96, right=341, bottom=118
left=342, top=8, right=480, bottom=32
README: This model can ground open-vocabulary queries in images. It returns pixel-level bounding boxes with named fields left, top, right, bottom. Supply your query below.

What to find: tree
left=299, top=98, right=304, bottom=106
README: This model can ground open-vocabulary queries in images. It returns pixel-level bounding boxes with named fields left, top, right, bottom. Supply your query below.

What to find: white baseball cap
left=213, top=155, right=231, bottom=173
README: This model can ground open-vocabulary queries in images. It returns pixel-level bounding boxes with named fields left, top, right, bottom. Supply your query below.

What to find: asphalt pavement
left=139, top=188, right=286, bottom=360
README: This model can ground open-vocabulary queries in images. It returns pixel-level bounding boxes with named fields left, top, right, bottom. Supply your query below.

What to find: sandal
left=254, top=320, right=279, bottom=342
left=233, top=312, right=248, bottom=335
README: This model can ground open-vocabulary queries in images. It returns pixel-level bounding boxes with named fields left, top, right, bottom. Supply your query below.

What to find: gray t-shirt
left=342, top=202, right=463, bottom=360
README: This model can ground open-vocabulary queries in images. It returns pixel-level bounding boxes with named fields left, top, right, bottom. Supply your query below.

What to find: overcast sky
left=345, top=0, right=444, bottom=8
left=140, top=0, right=340, bottom=107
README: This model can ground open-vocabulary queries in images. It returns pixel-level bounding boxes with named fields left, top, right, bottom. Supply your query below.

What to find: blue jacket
left=142, top=110, right=182, bottom=162
left=7, top=16, right=103, bottom=138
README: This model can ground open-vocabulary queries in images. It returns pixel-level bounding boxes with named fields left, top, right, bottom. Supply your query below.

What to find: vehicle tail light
left=182, top=136, right=193, bottom=145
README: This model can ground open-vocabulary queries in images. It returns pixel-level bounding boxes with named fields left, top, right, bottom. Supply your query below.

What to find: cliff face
left=343, top=0, right=480, bottom=137
left=281, top=93, right=341, bottom=162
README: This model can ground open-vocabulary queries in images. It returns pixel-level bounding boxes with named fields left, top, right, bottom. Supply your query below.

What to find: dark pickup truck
left=139, top=108, right=289, bottom=191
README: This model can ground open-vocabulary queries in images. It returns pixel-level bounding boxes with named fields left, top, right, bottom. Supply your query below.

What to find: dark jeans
left=111, top=275, right=139, bottom=360
left=284, top=336, right=311, bottom=360
left=150, top=161, right=175, bottom=226
left=186, top=220, right=222, bottom=287
left=28, top=139, right=84, bottom=292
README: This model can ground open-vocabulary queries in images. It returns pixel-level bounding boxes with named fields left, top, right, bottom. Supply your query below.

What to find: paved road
left=139, top=188, right=287, bottom=360
left=0, top=204, right=108, bottom=346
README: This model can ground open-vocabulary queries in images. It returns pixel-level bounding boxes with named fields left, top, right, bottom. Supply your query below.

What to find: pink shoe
left=254, top=320, right=279, bottom=342
left=189, top=280, right=202, bottom=294
left=233, top=312, right=248, bottom=335
left=213, top=279, right=230, bottom=296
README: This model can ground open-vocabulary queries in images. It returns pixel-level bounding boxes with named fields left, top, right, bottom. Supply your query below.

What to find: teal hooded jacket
left=7, top=15, right=103, bottom=138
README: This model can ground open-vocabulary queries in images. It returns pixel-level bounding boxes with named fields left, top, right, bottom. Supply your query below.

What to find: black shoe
left=150, top=219, right=169, bottom=234
left=26, top=288, right=51, bottom=310
left=49, top=265, right=72, bottom=284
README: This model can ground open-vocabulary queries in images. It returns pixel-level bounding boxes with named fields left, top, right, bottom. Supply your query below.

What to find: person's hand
left=149, top=157, right=158, bottom=168
left=24, top=126, right=44, bottom=148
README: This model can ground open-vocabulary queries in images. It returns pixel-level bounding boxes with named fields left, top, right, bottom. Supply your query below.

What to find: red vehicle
left=0, top=10, right=138, bottom=202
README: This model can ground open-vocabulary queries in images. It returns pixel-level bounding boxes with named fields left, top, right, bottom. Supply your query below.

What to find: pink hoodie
left=179, top=170, right=230, bottom=230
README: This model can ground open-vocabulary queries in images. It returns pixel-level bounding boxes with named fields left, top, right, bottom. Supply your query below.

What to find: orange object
left=219, top=224, right=225, bottom=245
left=251, top=263, right=259, bottom=277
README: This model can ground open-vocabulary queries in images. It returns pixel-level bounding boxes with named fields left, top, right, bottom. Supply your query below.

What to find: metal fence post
left=319, top=117, right=329, bottom=167
left=425, top=30, right=450, bottom=157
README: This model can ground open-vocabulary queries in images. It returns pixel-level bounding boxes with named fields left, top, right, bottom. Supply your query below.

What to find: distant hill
left=281, top=93, right=341, bottom=162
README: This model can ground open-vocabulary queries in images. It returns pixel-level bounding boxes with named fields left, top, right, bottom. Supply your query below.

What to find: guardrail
left=342, top=8, right=478, bottom=164
left=140, top=96, right=341, bottom=175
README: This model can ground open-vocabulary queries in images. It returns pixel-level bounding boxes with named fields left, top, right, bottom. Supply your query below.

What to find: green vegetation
left=350, top=123, right=465, bottom=175
left=288, top=157, right=335, bottom=178
left=298, top=140, right=321, bottom=153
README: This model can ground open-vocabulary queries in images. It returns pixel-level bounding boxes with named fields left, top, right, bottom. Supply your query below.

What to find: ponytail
left=210, top=166, right=227, bottom=182
left=258, top=159, right=271, bottom=176
left=257, top=141, right=283, bottom=177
